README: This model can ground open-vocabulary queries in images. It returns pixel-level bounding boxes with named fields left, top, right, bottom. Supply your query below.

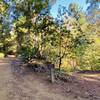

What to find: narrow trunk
left=16, top=26, right=22, bottom=55
left=58, top=57, right=62, bottom=70
left=58, top=28, right=62, bottom=70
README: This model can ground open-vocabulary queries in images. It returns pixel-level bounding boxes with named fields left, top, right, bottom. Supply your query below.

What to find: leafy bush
left=0, top=52, right=5, bottom=58
left=20, top=46, right=38, bottom=62
left=7, top=45, right=17, bottom=55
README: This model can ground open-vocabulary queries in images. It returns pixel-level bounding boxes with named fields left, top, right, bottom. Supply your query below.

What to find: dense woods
left=0, top=0, right=100, bottom=72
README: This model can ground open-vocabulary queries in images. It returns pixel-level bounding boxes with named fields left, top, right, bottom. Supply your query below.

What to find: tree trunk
left=58, top=57, right=62, bottom=70
left=58, top=28, right=62, bottom=70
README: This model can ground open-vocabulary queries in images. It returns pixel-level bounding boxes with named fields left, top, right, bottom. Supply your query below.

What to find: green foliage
left=0, top=52, right=5, bottom=58
left=0, top=0, right=100, bottom=72
left=20, top=46, right=38, bottom=62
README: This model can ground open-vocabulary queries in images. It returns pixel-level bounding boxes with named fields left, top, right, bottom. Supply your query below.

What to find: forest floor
left=0, top=57, right=100, bottom=100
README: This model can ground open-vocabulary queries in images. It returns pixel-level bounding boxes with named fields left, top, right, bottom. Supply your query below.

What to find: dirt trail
left=0, top=58, right=73, bottom=100
left=0, top=58, right=100, bottom=100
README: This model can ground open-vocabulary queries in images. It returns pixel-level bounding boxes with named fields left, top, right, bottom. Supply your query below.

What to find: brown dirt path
left=0, top=58, right=100, bottom=100
left=0, top=58, right=75, bottom=100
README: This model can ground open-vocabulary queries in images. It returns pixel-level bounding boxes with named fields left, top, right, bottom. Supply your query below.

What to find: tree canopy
left=0, top=0, right=100, bottom=72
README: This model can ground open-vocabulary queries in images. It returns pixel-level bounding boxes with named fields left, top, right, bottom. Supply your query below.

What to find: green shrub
left=0, top=52, right=5, bottom=58
left=20, top=47, right=38, bottom=62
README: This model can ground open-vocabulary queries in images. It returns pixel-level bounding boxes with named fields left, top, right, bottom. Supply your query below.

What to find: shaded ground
left=0, top=57, right=100, bottom=100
